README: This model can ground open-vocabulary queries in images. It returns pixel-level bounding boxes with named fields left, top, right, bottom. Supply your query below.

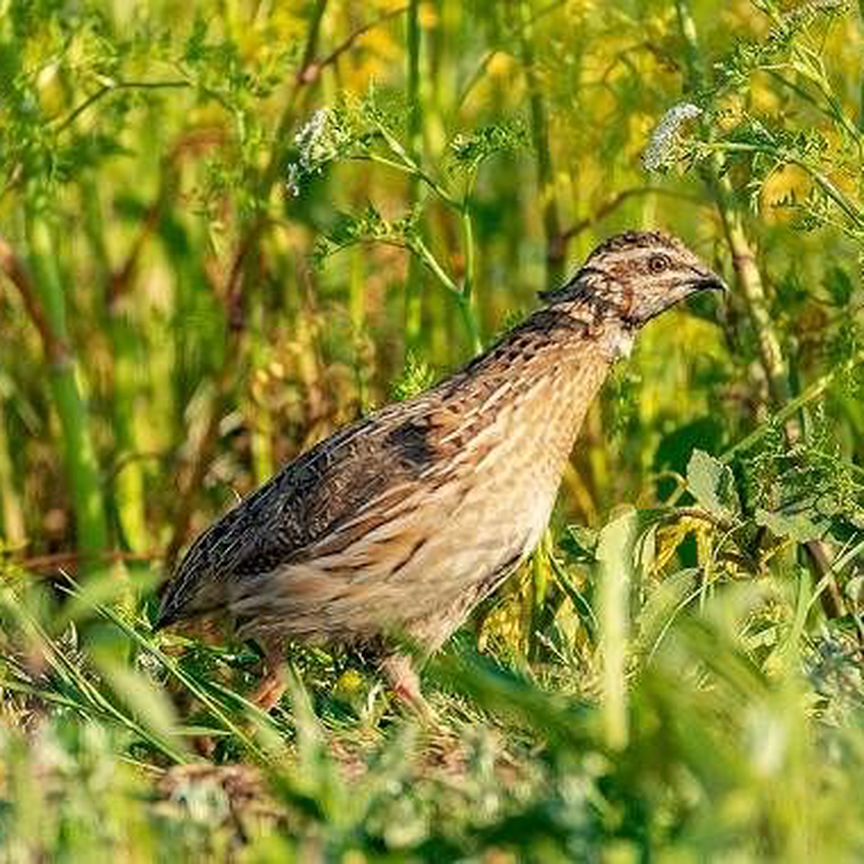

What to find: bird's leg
left=381, top=653, right=431, bottom=718
left=251, top=639, right=286, bottom=711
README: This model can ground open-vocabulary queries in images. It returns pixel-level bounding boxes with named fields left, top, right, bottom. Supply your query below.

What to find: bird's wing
left=156, top=396, right=461, bottom=628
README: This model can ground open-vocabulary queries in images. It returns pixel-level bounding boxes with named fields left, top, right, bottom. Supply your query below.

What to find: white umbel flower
left=643, top=103, right=702, bottom=172
left=286, top=108, right=350, bottom=196
left=295, top=108, right=332, bottom=167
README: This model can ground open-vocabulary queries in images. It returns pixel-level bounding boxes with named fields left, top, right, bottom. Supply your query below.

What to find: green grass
left=3, top=555, right=864, bottom=860
left=1, top=0, right=863, bottom=860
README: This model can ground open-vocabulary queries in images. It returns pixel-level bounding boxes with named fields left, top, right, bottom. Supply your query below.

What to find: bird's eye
left=648, top=254, right=671, bottom=274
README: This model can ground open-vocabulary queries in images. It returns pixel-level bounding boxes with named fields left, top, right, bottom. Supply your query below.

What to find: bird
left=156, top=230, right=725, bottom=711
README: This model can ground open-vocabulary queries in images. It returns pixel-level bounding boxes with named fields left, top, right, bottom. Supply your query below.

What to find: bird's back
left=157, top=398, right=437, bottom=628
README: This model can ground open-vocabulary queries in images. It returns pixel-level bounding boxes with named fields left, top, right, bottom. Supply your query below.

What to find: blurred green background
left=0, top=0, right=863, bottom=860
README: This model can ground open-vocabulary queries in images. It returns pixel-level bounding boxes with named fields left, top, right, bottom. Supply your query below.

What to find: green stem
left=457, top=297, right=482, bottom=355
left=713, top=176, right=792, bottom=405
left=596, top=510, right=636, bottom=751
left=410, top=237, right=481, bottom=353
left=80, top=180, right=149, bottom=552
left=461, top=170, right=478, bottom=304
left=460, top=172, right=482, bottom=354
left=675, top=1, right=793, bottom=408
left=462, top=211, right=475, bottom=305
left=359, top=149, right=458, bottom=208
left=411, top=237, right=460, bottom=295
left=519, top=0, right=564, bottom=291
left=0, top=399, right=25, bottom=548
left=25, top=213, right=109, bottom=561
left=404, top=0, right=424, bottom=358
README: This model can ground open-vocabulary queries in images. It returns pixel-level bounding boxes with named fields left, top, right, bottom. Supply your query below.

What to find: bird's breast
left=421, top=346, right=612, bottom=584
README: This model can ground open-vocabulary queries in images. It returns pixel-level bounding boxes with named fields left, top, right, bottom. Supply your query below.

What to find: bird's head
left=541, top=230, right=726, bottom=328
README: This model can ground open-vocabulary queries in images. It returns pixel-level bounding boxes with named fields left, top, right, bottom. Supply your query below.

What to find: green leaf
left=755, top=508, right=829, bottom=543
left=96, top=658, right=182, bottom=751
left=392, top=353, right=436, bottom=401
left=826, top=266, right=855, bottom=307
left=560, top=524, right=599, bottom=564
left=594, top=509, right=637, bottom=750
left=686, top=449, right=741, bottom=518
left=449, top=120, right=529, bottom=171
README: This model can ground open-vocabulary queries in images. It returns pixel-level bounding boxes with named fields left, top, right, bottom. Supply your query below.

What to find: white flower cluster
left=642, top=102, right=702, bottom=173
left=286, top=108, right=350, bottom=197
left=789, top=0, right=847, bottom=17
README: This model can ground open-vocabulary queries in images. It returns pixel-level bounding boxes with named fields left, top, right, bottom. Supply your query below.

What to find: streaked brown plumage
left=157, top=230, right=724, bottom=710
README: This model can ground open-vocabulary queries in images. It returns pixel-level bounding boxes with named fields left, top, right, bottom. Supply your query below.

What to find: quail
left=156, top=230, right=725, bottom=710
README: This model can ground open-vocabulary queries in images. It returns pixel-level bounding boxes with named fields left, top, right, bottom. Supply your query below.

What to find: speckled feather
left=158, top=310, right=594, bottom=640
left=156, top=231, right=723, bottom=685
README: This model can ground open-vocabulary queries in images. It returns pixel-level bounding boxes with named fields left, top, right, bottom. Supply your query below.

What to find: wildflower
left=788, top=0, right=847, bottom=17
left=294, top=108, right=332, bottom=170
left=642, top=102, right=702, bottom=172
left=285, top=108, right=351, bottom=196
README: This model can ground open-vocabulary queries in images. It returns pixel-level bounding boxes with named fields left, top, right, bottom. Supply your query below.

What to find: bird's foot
left=251, top=664, right=286, bottom=712
left=381, top=653, right=433, bottom=722
left=393, top=680, right=434, bottom=720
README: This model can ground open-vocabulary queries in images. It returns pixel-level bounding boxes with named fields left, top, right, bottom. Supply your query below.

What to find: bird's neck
left=477, top=305, right=632, bottom=385
left=444, top=306, right=629, bottom=464
left=506, top=307, right=625, bottom=444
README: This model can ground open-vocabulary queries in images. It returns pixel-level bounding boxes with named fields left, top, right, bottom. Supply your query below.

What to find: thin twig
left=313, top=5, right=409, bottom=76
left=53, top=80, right=191, bottom=135
left=558, top=187, right=705, bottom=248
left=0, top=233, right=69, bottom=366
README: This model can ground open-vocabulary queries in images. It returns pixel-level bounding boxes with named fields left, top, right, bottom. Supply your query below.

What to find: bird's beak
left=640, top=267, right=725, bottom=325
left=688, top=269, right=728, bottom=294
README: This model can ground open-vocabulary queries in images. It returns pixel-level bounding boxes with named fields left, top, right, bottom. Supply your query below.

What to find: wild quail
left=156, top=230, right=725, bottom=710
